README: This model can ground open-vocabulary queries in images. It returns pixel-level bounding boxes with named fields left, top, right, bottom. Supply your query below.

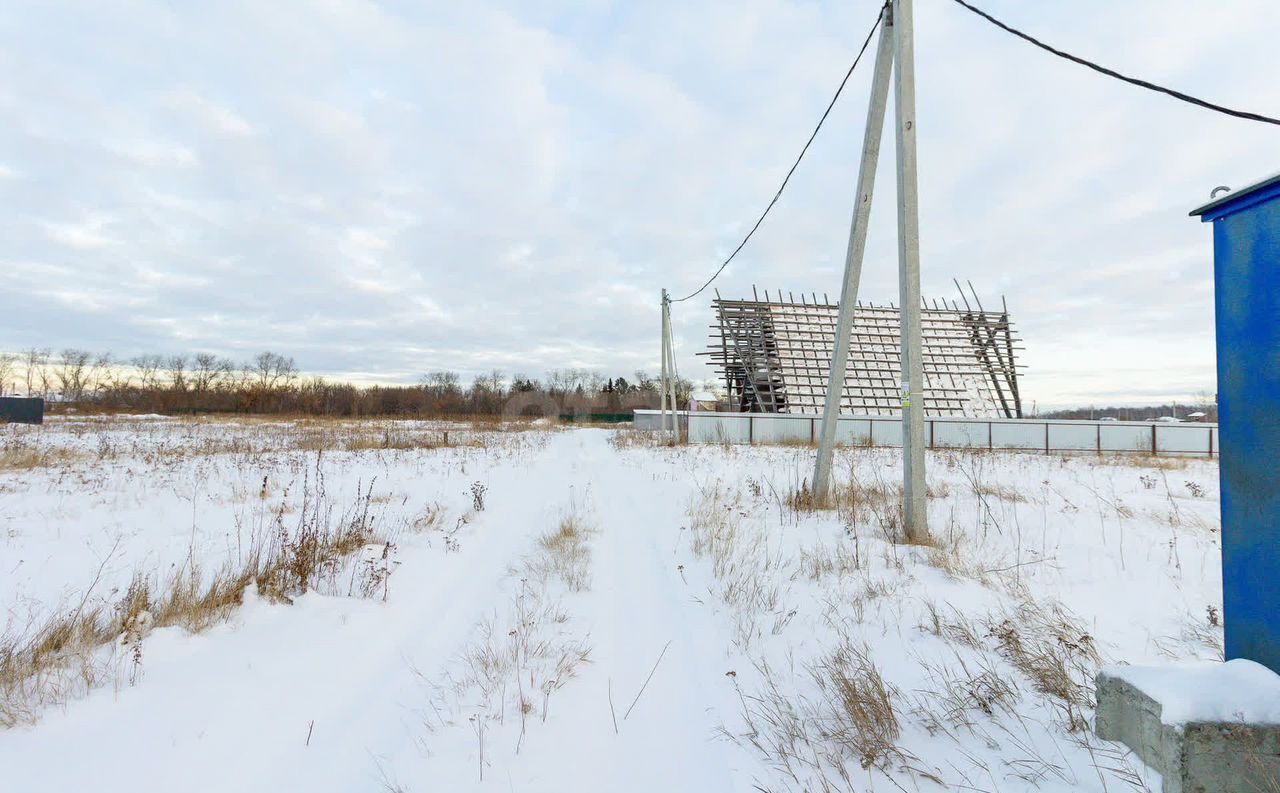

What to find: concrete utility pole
left=893, top=0, right=928, bottom=540
left=812, top=0, right=928, bottom=541
left=812, top=10, right=896, bottom=502
left=660, top=289, right=671, bottom=435
left=659, top=290, right=681, bottom=441
left=665, top=298, right=679, bottom=440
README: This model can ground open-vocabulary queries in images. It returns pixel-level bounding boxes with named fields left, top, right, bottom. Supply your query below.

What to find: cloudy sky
left=2, top=0, right=1277, bottom=407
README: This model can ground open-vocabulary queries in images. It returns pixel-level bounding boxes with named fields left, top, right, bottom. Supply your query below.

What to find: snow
left=1107, top=659, right=1280, bottom=725
left=0, top=416, right=1225, bottom=791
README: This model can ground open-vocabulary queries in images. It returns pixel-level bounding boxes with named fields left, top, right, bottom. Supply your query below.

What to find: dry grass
left=0, top=415, right=550, bottom=475
left=1152, top=607, right=1225, bottom=660
left=911, top=648, right=1020, bottom=732
left=1069, top=452, right=1198, bottom=472
left=688, top=462, right=1161, bottom=790
left=786, top=477, right=899, bottom=517
left=454, top=587, right=591, bottom=729
left=688, top=485, right=787, bottom=610
left=918, top=600, right=987, bottom=650
left=530, top=514, right=595, bottom=592
left=972, top=481, right=1028, bottom=503
left=0, top=468, right=389, bottom=728
left=982, top=597, right=1100, bottom=732
left=607, top=428, right=670, bottom=449
left=813, top=639, right=903, bottom=769
left=0, top=441, right=87, bottom=471
left=923, top=545, right=990, bottom=583
left=688, top=483, right=748, bottom=578
left=772, top=437, right=817, bottom=449
left=410, top=502, right=447, bottom=533
left=676, top=450, right=1213, bottom=790
left=277, top=421, right=498, bottom=454
left=785, top=471, right=952, bottom=545
left=692, top=479, right=911, bottom=784
left=433, top=503, right=596, bottom=752
left=797, top=540, right=862, bottom=581
left=733, top=637, right=909, bottom=791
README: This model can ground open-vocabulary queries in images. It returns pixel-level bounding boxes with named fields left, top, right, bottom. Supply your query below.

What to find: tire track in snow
left=499, top=432, right=752, bottom=791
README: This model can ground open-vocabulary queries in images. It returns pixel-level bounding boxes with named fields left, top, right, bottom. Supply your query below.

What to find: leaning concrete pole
left=892, top=0, right=929, bottom=541
left=812, top=9, right=896, bottom=502
left=660, top=290, right=671, bottom=435
left=665, top=299, right=680, bottom=441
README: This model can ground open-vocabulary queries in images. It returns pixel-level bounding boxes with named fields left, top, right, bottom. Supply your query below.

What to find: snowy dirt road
left=2, top=427, right=758, bottom=792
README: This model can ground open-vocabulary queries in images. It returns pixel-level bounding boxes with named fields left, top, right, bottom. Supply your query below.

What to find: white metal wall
left=633, top=411, right=1217, bottom=457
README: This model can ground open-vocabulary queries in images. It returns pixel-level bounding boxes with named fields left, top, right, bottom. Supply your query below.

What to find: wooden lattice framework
left=703, top=286, right=1024, bottom=417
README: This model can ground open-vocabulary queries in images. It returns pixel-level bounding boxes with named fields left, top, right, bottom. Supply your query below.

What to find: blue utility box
left=1192, top=173, right=1280, bottom=674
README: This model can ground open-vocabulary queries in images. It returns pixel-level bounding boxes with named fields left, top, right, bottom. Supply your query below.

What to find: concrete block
left=1096, top=669, right=1280, bottom=792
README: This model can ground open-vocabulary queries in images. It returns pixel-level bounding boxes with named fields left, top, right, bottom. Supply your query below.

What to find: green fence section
left=558, top=413, right=634, bottom=424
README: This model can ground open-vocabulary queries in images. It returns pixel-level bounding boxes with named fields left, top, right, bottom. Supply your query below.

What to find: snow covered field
left=0, top=416, right=1222, bottom=792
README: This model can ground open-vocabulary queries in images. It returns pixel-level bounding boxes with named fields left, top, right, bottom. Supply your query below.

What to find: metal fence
left=633, top=410, right=1217, bottom=456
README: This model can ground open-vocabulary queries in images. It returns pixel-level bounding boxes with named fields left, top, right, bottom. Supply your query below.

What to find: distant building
left=688, top=391, right=719, bottom=412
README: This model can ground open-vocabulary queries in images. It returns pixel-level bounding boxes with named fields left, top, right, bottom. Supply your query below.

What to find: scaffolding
left=703, top=286, right=1024, bottom=418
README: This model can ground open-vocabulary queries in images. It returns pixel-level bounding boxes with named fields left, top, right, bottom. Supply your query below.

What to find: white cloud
left=41, top=214, right=118, bottom=250
left=159, top=90, right=254, bottom=137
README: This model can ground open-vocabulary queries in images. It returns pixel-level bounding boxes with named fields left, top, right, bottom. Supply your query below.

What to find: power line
left=670, top=3, right=888, bottom=304
left=947, top=0, right=1280, bottom=127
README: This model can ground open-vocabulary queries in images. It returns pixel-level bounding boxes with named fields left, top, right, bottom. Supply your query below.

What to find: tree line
left=1040, top=398, right=1217, bottom=422
left=0, top=348, right=699, bottom=418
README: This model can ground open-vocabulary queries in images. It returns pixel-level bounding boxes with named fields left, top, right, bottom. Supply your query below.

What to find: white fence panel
left=1048, top=423, right=1099, bottom=451
left=632, top=410, right=662, bottom=431
left=933, top=420, right=990, bottom=448
left=1100, top=424, right=1152, bottom=453
left=869, top=418, right=903, bottom=447
left=673, top=411, right=1217, bottom=457
left=991, top=421, right=1047, bottom=450
left=750, top=415, right=813, bottom=444
left=1157, top=425, right=1213, bottom=454
left=836, top=417, right=874, bottom=446
left=688, top=414, right=751, bottom=444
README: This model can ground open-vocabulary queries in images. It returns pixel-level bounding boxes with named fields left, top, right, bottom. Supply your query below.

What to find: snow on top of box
left=1107, top=659, right=1280, bottom=725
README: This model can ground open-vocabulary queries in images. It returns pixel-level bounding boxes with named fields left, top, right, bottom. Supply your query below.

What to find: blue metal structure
left=1192, top=172, right=1280, bottom=674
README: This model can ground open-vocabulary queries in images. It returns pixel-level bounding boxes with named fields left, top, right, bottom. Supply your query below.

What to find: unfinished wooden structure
left=704, top=286, right=1024, bottom=417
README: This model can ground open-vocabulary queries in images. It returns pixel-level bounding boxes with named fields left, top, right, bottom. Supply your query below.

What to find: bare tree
left=101, top=362, right=135, bottom=394
left=167, top=355, right=188, bottom=392
left=546, top=369, right=570, bottom=396
left=87, top=352, right=112, bottom=397
left=55, top=349, right=92, bottom=401
left=217, top=357, right=236, bottom=387
left=0, top=353, right=16, bottom=395
left=23, top=347, right=50, bottom=397
left=191, top=353, right=223, bottom=393
left=422, top=371, right=460, bottom=395
left=250, top=352, right=297, bottom=390
left=633, top=370, right=659, bottom=395
left=132, top=354, right=165, bottom=390
left=490, top=369, right=506, bottom=394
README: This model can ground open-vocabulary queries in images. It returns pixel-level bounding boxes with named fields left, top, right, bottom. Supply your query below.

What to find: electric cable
left=947, top=0, right=1280, bottom=127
